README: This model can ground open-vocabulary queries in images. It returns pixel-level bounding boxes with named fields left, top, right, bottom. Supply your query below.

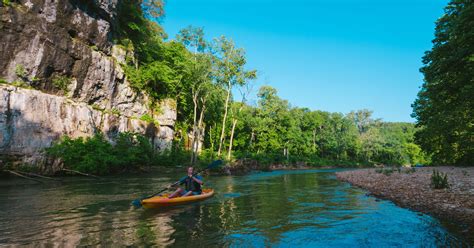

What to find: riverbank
left=336, top=167, right=474, bottom=242
left=219, top=158, right=368, bottom=175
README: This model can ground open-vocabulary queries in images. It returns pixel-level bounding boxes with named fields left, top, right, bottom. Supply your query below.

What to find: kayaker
left=168, top=166, right=203, bottom=198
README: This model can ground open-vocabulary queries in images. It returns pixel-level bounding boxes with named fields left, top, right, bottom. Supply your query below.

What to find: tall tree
left=412, top=0, right=474, bottom=165
left=141, top=0, right=166, bottom=19
left=301, top=110, right=325, bottom=154
left=347, top=109, right=380, bottom=134
left=176, top=26, right=212, bottom=164
left=227, top=84, right=253, bottom=159
left=253, top=86, right=289, bottom=154
left=212, top=36, right=257, bottom=157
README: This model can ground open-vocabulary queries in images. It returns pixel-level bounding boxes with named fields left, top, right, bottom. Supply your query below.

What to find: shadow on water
left=0, top=169, right=471, bottom=247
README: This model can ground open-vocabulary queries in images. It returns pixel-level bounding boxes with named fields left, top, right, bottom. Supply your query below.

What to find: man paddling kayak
left=168, top=167, right=203, bottom=198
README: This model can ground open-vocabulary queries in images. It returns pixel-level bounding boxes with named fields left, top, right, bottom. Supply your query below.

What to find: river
left=0, top=169, right=468, bottom=247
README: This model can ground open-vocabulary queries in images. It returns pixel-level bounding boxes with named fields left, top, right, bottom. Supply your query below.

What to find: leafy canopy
left=412, top=0, right=474, bottom=165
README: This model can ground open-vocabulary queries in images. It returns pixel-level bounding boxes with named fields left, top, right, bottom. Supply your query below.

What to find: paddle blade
left=131, top=199, right=142, bottom=208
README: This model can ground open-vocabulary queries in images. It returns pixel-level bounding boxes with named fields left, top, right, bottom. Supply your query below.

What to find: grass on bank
left=431, top=169, right=449, bottom=189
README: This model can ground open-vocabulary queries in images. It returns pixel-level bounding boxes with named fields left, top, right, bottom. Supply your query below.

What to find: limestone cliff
left=0, top=0, right=176, bottom=170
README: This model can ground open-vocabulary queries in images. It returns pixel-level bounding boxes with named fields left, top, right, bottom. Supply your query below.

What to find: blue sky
left=161, top=0, right=448, bottom=122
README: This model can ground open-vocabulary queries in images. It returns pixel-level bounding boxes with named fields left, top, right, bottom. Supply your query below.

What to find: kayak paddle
left=131, top=160, right=223, bottom=208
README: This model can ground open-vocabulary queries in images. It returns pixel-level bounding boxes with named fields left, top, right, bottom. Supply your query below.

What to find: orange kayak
left=141, top=189, right=214, bottom=209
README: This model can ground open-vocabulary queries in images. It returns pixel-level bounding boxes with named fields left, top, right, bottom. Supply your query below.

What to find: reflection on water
left=0, top=169, right=469, bottom=246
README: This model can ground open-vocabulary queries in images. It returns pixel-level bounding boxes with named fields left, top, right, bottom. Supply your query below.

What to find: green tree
left=412, top=0, right=474, bottom=165
left=347, top=109, right=380, bottom=134
left=176, top=26, right=213, bottom=164
left=254, top=86, right=289, bottom=154
left=212, top=36, right=257, bottom=157
left=227, top=84, right=254, bottom=159
left=142, top=0, right=165, bottom=19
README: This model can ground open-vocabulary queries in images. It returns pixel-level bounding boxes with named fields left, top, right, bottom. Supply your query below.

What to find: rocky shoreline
left=336, top=167, right=474, bottom=243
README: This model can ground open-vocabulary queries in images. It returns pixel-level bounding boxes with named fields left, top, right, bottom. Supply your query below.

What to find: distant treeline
left=210, top=87, right=428, bottom=167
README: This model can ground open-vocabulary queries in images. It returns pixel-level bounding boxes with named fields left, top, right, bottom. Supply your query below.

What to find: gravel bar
left=336, top=167, right=474, bottom=243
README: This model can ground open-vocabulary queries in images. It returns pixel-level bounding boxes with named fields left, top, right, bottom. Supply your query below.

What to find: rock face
left=0, top=1, right=176, bottom=170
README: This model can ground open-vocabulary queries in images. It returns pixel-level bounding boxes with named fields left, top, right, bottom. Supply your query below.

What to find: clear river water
left=0, top=169, right=469, bottom=247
